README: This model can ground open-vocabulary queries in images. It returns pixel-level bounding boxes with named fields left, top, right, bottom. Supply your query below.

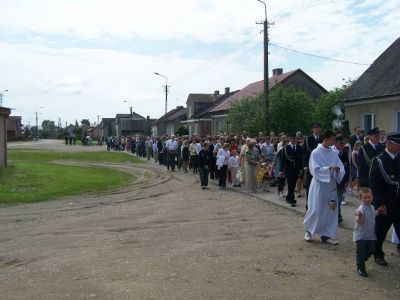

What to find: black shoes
left=357, top=264, right=368, bottom=277
left=374, top=257, right=388, bottom=266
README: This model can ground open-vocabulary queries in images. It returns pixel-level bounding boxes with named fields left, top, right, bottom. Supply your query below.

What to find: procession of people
left=104, top=124, right=400, bottom=277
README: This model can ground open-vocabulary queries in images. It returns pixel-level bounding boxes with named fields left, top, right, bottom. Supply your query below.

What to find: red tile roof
left=210, top=69, right=298, bottom=113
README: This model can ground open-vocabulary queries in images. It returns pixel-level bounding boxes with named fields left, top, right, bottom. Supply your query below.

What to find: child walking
left=353, top=187, right=376, bottom=277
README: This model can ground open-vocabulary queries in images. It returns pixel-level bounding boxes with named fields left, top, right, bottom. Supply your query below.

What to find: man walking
left=358, top=127, right=384, bottom=187
left=304, top=130, right=345, bottom=245
left=369, top=133, right=400, bottom=266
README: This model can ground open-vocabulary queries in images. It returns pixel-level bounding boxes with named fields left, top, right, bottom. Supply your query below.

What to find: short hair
left=322, top=129, right=336, bottom=140
left=358, top=187, right=372, bottom=199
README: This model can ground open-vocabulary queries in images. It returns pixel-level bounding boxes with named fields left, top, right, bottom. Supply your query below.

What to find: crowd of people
left=104, top=123, right=399, bottom=278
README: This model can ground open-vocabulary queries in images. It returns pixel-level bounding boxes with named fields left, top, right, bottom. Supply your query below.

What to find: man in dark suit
left=369, top=132, right=400, bottom=266
left=280, top=134, right=303, bottom=207
left=358, top=127, right=384, bottom=187
left=334, top=135, right=350, bottom=223
left=303, top=122, right=322, bottom=210
left=350, top=127, right=361, bottom=148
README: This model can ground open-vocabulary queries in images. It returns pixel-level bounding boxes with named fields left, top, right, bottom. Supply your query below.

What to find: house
left=343, top=37, right=400, bottom=132
left=7, top=116, right=22, bottom=140
left=197, top=88, right=240, bottom=136
left=100, top=118, right=116, bottom=137
left=115, top=112, right=150, bottom=137
left=154, top=106, right=187, bottom=136
left=209, top=68, right=327, bottom=135
left=180, top=91, right=227, bottom=136
left=88, top=124, right=101, bottom=140
left=0, top=106, right=11, bottom=167
left=65, top=124, right=76, bottom=136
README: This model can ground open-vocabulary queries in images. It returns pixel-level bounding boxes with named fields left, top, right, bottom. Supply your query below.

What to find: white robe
left=304, top=144, right=345, bottom=239
left=392, top=230, right=399, bottom=244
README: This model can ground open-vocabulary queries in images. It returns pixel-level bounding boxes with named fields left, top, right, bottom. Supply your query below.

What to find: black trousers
left=356, top=240, right=375, bottom=265
left=374, top=213, right=400, bottom=258
left=168, top=152, right=176, bottom=170
left=359, top=176, right=369, bottom=188
left=285, top=168, right=297, bottom=203
left=219, top=165, right=228, bottom=187
left=199, top=167, right=209, bottom=187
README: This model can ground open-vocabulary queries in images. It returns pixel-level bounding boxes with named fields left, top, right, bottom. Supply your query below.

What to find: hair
left=322, top=129, right=336, bottom=140
left=223, top=142, right=231, bottom=149
left=353, top=140, right=362, bottom=150
left=358, top=187, right=372, bottom=199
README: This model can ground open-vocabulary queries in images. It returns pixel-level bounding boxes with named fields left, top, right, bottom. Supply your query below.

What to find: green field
left=0, top=150, right=139, bottom=203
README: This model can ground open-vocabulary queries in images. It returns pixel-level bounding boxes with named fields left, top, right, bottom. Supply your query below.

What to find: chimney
left=214, top=90, right=219, bottom=97
left=272, top=68, right=283, bottom=76
left=224, top=87, right=230, bottom=94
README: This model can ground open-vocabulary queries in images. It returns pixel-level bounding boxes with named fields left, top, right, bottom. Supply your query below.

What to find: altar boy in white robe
left=304, top=130, right=345, bottom=245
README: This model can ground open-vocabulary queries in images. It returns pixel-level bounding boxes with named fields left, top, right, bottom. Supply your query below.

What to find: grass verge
left=1, top=149, right=141, bottom=203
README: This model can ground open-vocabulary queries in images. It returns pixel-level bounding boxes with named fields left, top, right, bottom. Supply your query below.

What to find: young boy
left=353, top=187, right=376, bottom=277
left=198, top=142, right=212, bottom=189
left=229, top=150, right=240, bottom=187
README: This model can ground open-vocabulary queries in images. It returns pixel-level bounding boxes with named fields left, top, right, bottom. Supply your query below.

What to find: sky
left=0, top=0, right=399, bottom=126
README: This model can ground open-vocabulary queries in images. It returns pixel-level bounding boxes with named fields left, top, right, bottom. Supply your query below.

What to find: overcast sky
left=0, top=0, right=399, bottom=126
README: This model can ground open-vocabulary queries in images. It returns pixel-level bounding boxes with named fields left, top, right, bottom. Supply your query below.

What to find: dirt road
left=1, top=140, right=399, bottom=299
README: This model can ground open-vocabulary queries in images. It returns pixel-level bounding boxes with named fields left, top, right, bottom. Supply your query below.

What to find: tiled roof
left=155, top=106, right=186, bottom=125
left=210, top=69, right=303, bottom=113
left=343, top=37, right=400, bottom=101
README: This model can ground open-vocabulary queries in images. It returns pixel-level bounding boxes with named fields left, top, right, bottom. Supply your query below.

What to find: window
left=397, top=111, right=400, bottom=131
left=363, top=113, right=375, bottom=131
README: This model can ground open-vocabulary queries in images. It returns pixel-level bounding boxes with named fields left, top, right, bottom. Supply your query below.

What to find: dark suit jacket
left=337, top=149, right=350, bottom=189
left=350, top=134, right=361, bottom=148
left=303, top=135, right=320, bottom=168
left=370, top=151, right=400, bottom=214
left=280, top=144, right=303, bottom=175
left=358, top=142, right=384, bottom=180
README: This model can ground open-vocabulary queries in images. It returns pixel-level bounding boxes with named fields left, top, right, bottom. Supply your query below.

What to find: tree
left=41, top=120, right=56, bottom=138
left=268, top=84, right=316, bottom=134
left=175, top=126, right=189, bottom=136
left=81, top=119, right=90, bottom=126
left=227, top=95, right=265, bottom=136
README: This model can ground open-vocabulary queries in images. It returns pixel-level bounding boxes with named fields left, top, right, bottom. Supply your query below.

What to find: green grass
left=8, top=149, right=143, bottom=164
left=1, top=149, right=141, bottom=203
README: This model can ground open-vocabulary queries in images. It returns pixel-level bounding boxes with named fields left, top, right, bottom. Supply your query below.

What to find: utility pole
left=155, top=72, right=169, bottom=115
left=256, top=0, right=272, bottom=134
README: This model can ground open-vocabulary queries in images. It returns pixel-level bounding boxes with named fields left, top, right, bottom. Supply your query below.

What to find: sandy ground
left=1, top=140, right=399, bottom=299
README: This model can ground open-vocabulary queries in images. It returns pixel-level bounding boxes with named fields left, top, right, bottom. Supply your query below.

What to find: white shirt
left=195, top=143, right=202, bottom=155
left=167, top=140, right=178, bottom=151
left=229, top=156, right=240, bottom=168
left=369, top=140, right=377, bottom=150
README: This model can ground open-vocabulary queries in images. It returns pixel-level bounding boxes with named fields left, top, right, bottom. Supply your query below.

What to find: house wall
left=345, top=98, right=400, bottom=132
left=211, top=115, right=228, bottom=136
left=284, top=73, right=326, bottom=100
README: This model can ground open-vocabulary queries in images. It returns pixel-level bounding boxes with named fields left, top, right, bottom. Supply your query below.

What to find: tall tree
left=81, top=119, right=90, bottom=126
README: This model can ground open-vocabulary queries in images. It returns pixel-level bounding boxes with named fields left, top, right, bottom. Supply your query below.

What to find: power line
left=269, top=42, right=371, bottom=66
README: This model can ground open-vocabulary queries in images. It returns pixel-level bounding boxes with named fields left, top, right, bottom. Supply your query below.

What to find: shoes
left=357, top=264, right=368, bottom=277
left=322, top=238, right=338, bottom=245
left=374, top=257, right=388, bottom=266
left=304, top=231, right=312, bottom=242
left=201, top=186, right=205, bottom=190
left=341, top=200, right=346, bottom=205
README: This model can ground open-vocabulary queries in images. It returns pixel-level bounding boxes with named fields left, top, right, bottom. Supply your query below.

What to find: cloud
left=0, top=0, right=399, bottom=127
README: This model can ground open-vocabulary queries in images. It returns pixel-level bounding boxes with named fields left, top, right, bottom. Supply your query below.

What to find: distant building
left=0, top=107, right=11, bottom=167
left=7, top=116, right=22, bottom=140
left=343, top=37, right=400, bottom=132
left=154, top=106, right=187, bottom=136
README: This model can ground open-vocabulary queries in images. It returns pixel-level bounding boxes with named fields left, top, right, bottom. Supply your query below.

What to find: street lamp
left=35, top=106, right=44, bottom=141
left=154, top=72, right=169, bottom=115
left=0, top=89, right=8, bottom=107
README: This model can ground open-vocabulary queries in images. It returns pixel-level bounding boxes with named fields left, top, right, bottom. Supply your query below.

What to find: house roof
left=166, top=107, right=187, bottom=121
left=343, top=37, right=400, bottom=101
left=210, top=69, right=324, bottom=113
left=186, top=93, right=214, bottom=105
left=155, top=106, right=186, bottom=125
left=116, top=112, right=145, bottom=120
left=198, top=90, right=240, bottom=117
